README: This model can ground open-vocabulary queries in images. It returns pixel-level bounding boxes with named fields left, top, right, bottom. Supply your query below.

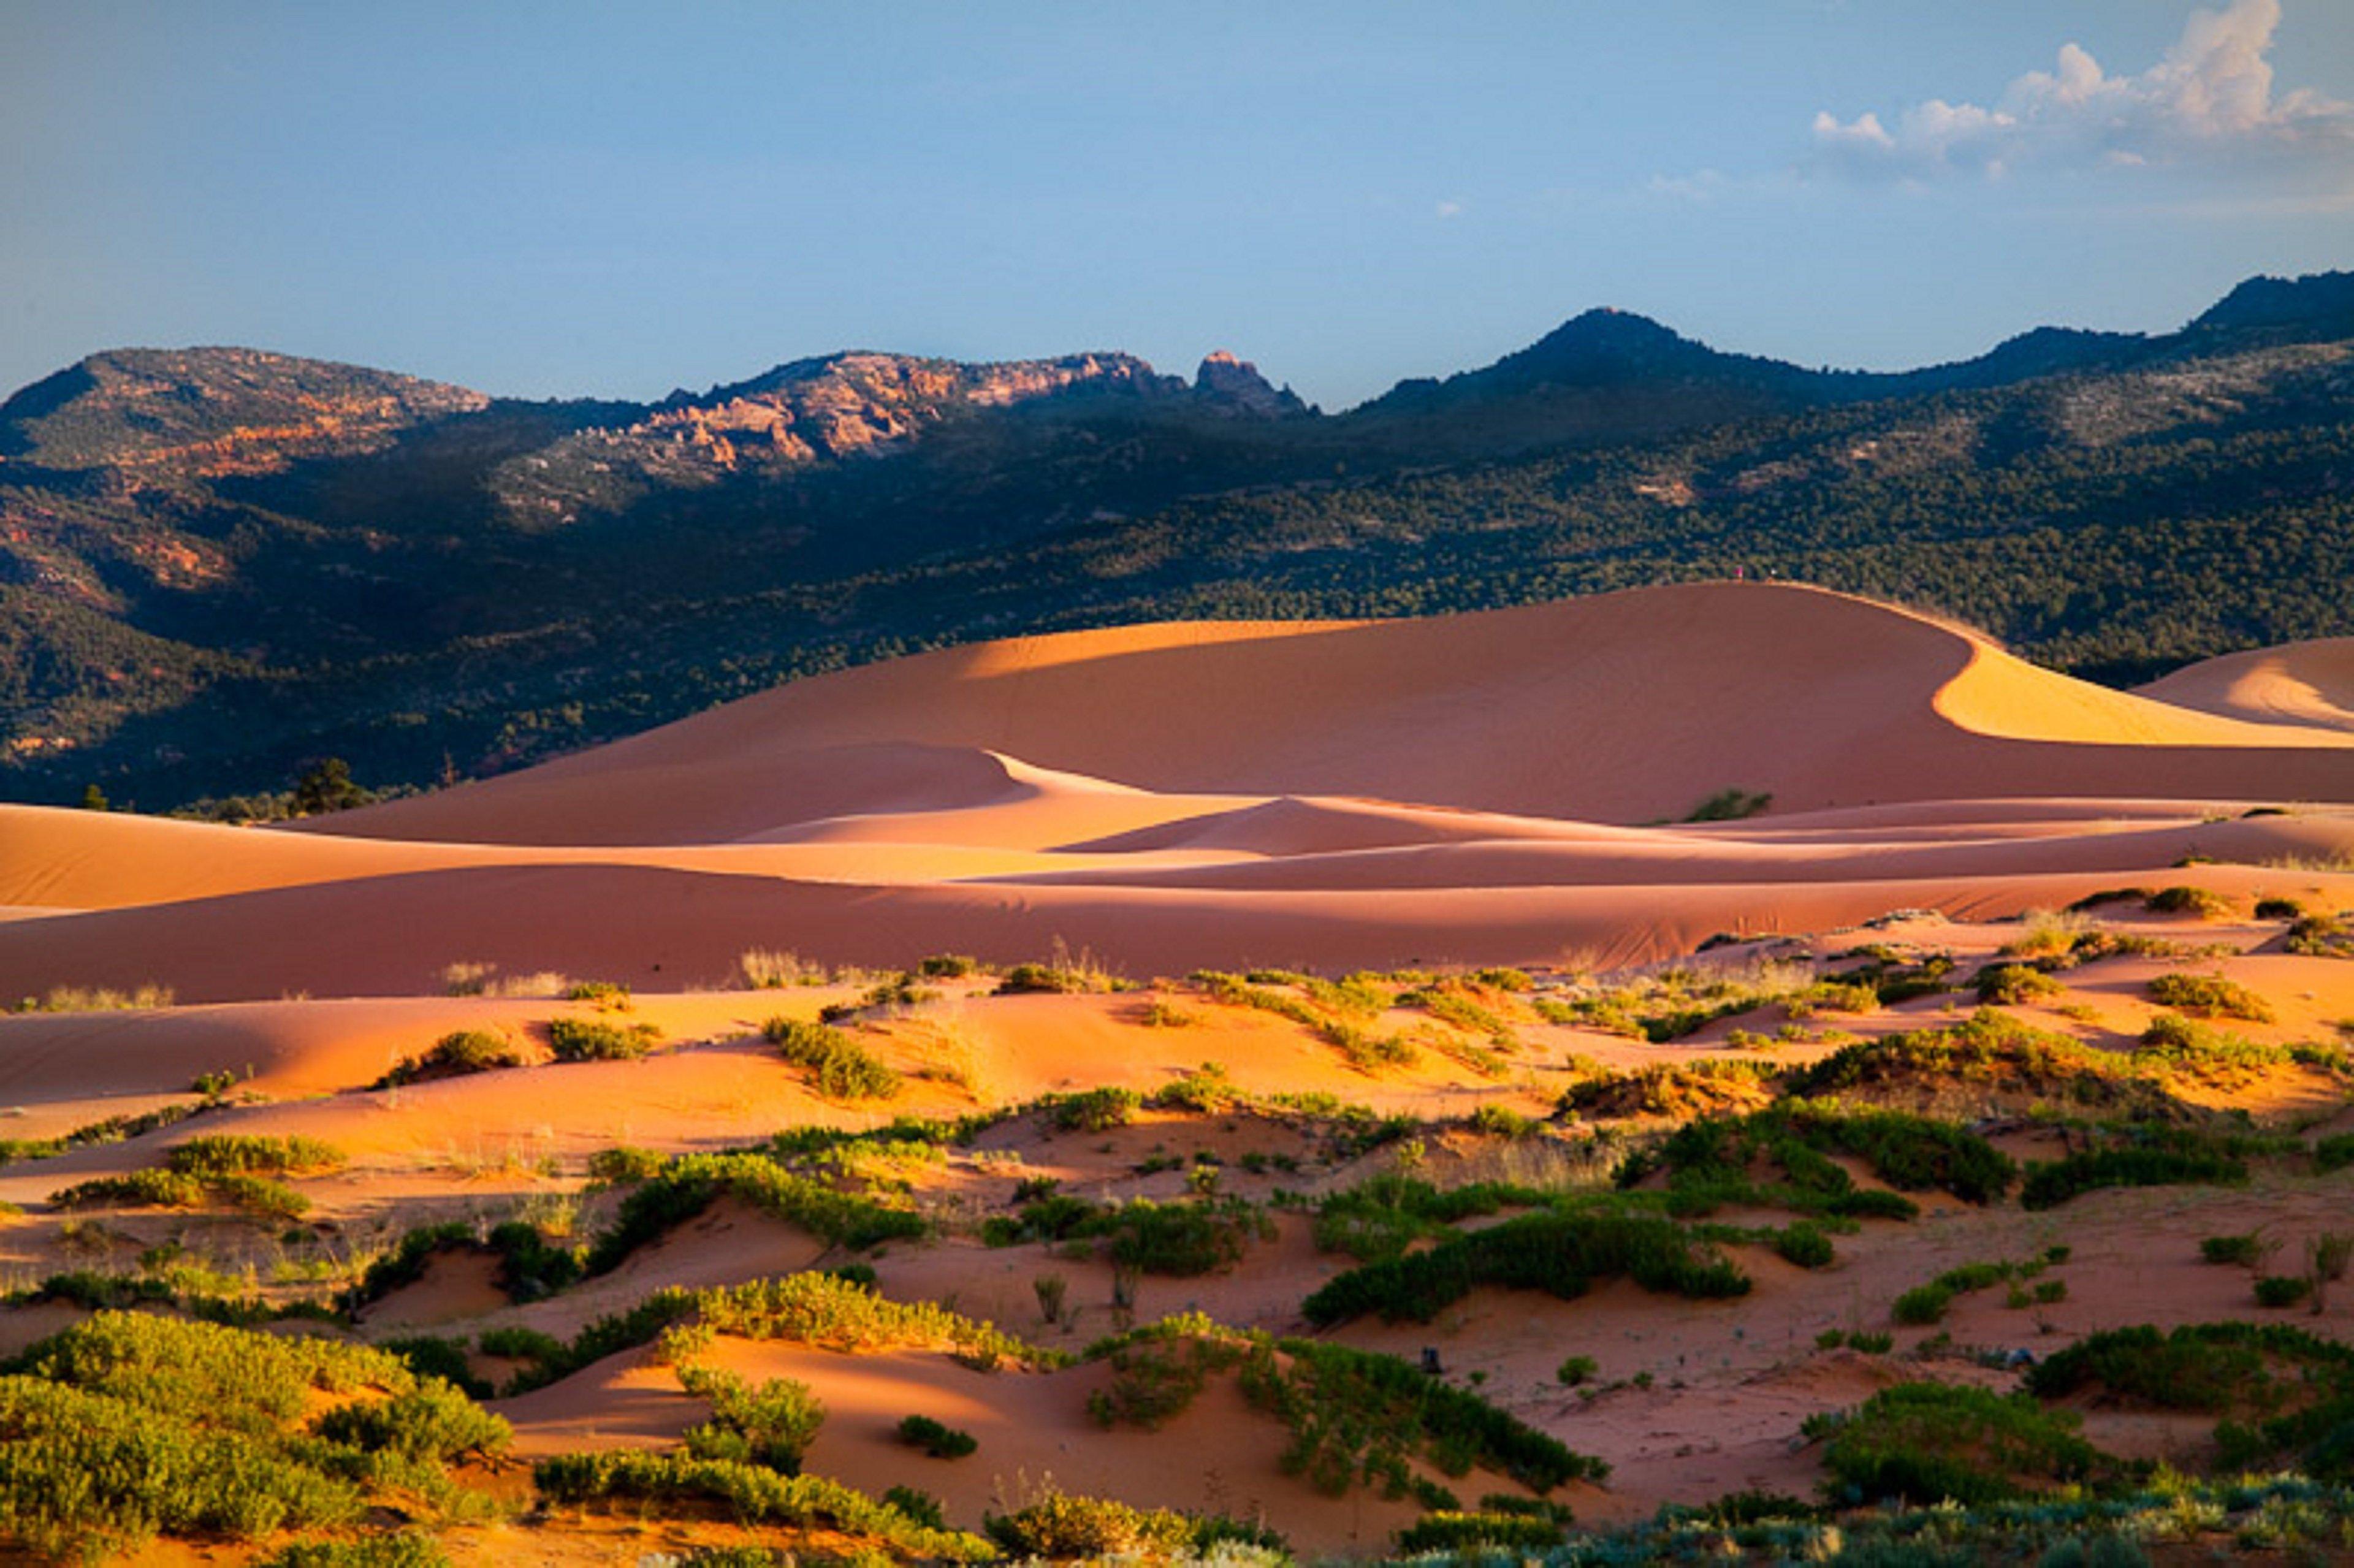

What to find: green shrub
left=533, top=1450, right=991, bottom=1560
left=1557, top=1354, right=1599, bottom=1385
left=1046, top=1086, right=1142, bottom=1133
left=50, top=1166, right=311, bottom=1218
left=2201, top=1233, right=2263, bottom=1266
left=1686, top=788, right=1772, bottom=822
left=584, top=1152, right=925, bottom=1273
left=1393, top=1507, right=1563, bottom=1544
left=678, top=1365, right=825, bottom=1474
left=1397, top=1511, right=1567, bottom=1552
left=256, top=1534, right=451, bottom=1567
left=586, top=1144, right=666, bottom=1184
left=2317, top=1133, right=2354, bottom=1173
left=1813, top=1382, right=2104, bottom=1507
left=761, top=1017, right=900, bottom=1100
left=545, top=1016, right=663, bottom=1061
left=1105, top=1198, right=1269, bottom=1277
left=1636, top=1104, right=2011, bottom=1215
left=2286, top=911, right=2354, bottom=957
left=0, top=1312, right=504, bottom=1559
left=1088, top=1334, right=1241, bottom=1429
left=986, top=1486, right=1193, bottom=1559
left=1241, top=1334, right=1605, bottom=1493
left=1892, top=1284, right=1952, bottom=1326
left=1774, top=1223, right=1835, bottom=1269
left=1303, top=1210, right=1748, bottom=1326
left=2021, top=1138, right=2250, bottom=1209
left=2255, top=1274, right=2314, bottom=1308
left=376, top=1030, right=522, bottom=1086
left=2146, top=886, right=2233, bottom=919
left=312, top=1380, right=511, bottom=1463
left=379, top=1336, right=490, bottom=1401
left=2146, top=972, right=2275, bottom=1022
left=896, top=1413, right=978, bottom=1459
left=167, top=1135, right=345, bottom=1178
left=1976, top=964, right=2065, bottom=1006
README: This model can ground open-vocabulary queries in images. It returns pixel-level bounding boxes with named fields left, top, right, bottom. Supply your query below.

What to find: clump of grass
left=2021, top=1129, right=2253, bottom=1210
left=2285, top=911, right=2354, bottom=958
left=1303, top=1209, right=1747, bottom=1326
left=0, top=1311, right=507, bottom=1559
left=536, top=1450, right=991, bottom=1561
left=1976, top=963, right=2066, bottom=1006
left=13, top=983, right=176, bottom=1013
left=1148, top=1061, right=1242, bottom=1113
left=2146, top=886, right=2234, bottom=919
left=51, top=1168, right=311, bottom=1219
left=995, top=943, right=1121, bottom=995
left=2002, top=909, right=2093, bottom=961
left=1808, top=1382, right=2106, bottom=1507
left=2146, top=972, right=2275, bottom=1022
left=166, top=1135, right=345, bottom=1178
left=582, top=1154, right=926, bottom=1273
left=738, top=949, right=827, bottom=988
left=1045, top=1086, right=1141, bottom=1132
left=545, top=1016, right=663, bottom=1062
left=894, top=1413, right=977, bottom=1459
left=2201, top=1233, right=2264, bottom=1266
left=375, top=1029, right=524, bottom=1087
left=761, top=1018, right=900, bottom=1100
left=1686, top=788, right=1772, bottom=822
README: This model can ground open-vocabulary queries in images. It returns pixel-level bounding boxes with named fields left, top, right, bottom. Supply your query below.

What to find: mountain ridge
left=2, top=266, right=2350, bottom=811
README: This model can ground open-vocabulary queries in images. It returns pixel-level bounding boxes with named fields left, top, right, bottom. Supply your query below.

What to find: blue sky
left=5, top=1, right=2352, bottom=409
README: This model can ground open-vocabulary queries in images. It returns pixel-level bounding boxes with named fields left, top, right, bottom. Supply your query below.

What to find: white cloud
left=1810, top=0, right=2354, bottom=182
left=1434, top=199, right=1465, bottom=218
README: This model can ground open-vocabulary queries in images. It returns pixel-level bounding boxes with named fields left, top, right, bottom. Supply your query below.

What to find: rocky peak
left=0, top=348, right=489, bottom=478
left=1192, top=351, right=1308, bottom=417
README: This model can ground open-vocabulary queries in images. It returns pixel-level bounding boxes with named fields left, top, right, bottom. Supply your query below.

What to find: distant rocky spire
left=1193, top=350, right=1308, bottom=417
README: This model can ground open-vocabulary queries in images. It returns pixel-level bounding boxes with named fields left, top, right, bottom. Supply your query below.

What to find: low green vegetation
left=1808, top=1382, right=2107, bottom=1507
left=50, top=1166, right=312, bottom=1219
left=1302, top=1209, right=1748, bottom=1326
left=2021, top=1128, right=2258, bottom=1210
left=544, top=1015, right=664, bottom=1062
left=584, top=1151, right=926, bottom=1273
left=0, top=1312, right=505, bottom=1560
left=762, top=1017, right=901, bottom=1100
left=374, top=1029, right=524, bottom=1086
left=896, top=1413, right=978, bottom=1459
left=2027, top=1322, right=2354, bottom=1479
left=2146, top=972, right=2276, bottom=1023
left=1890, top=1250, right=2069, bottom=1326
left=1624, top=1103, right=2014, bottom=1217
left=535, top=1452, right=992, bottom=1561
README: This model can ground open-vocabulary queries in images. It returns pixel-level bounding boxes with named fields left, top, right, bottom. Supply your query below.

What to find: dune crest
left=2136, top=636, right=2354, bottom=734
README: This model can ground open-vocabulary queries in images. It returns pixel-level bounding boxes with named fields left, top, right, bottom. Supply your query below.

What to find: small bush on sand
left=1809, top=1382, right=2104, bottom=1507
left=167, top=1135, right=345, bottom=1178
left=761, top=1018, right=900, bottom=1100
left=1047, top=1086, right=1141, bottom=1133
left=546, top=1016, right=663, bottom=1062
left=2146, top=972, right=2275, bottom=1023
left=376, top=1029, right=523, bottom=1086
left=896, top=1414, right=978, bottom=1459
left=2145, top=886, right=2233, bottom=919
left=1686, top=788, right=1773, bottom=822
left=1975, top=964, right=2065, bottom=1006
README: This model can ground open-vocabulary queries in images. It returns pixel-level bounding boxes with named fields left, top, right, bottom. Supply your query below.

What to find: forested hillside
left=2, top=271, right=2349, bottom=811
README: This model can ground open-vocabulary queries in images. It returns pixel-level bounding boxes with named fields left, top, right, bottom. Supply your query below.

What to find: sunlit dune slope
left=2136, top=636, right=2354, bottom=734
left=324, top=582, right=2354, bottom=846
